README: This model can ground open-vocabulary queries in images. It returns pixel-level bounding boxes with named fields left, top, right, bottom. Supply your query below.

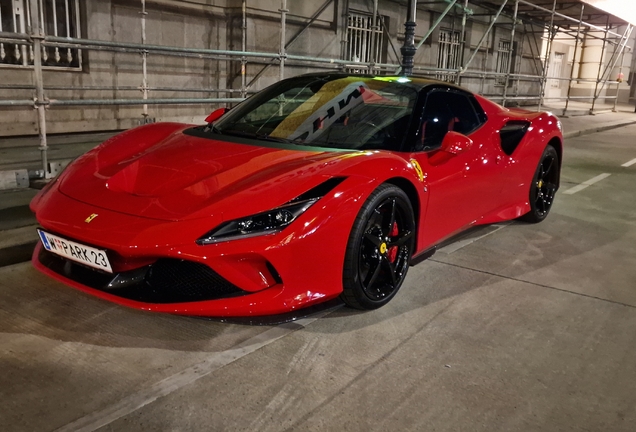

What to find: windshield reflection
left=213, top=76, right=418, bottom=151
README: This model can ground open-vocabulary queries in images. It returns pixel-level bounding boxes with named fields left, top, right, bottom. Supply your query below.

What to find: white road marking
left=563, top=173, right=611, bottom=195
left=621, top=158, right=636, bottom=167
left=438, top=223, right=510, bottom=254
left=54, top=307, right=340, bottom=432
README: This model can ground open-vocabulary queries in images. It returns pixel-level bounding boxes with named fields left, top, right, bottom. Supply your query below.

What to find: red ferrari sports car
left=30, top=73, right=562, bottom=317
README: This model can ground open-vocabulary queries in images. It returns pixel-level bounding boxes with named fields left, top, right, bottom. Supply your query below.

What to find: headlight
left=196, top=199, right=317, bottom=245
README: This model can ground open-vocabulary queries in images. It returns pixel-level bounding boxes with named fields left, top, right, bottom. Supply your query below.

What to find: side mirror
left=440, top=131, right=473, bottom=155
left=205, top=107, right=228, bottom=123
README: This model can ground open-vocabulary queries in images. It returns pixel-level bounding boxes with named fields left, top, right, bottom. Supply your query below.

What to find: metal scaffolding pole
left=460, top=0, right=508, bottom=75
left=247, top=0, right=335, bottom=89
left=597, top=25, right=632, bottom=87
left=380, top=12, right=401, bottom=63
left=415, top=0, right=458, bottom=52
left=613, top=42, right=628, bottom=112
left=279, top=0, right=287, bottom=81
left=501, top=0, right=519, bottom=106
left=517, top=0, right=622, bottom=38
left=46, top=98, right=243, bottom=106
left=3, top=0, right=634, bottom=146
left=340, top=0, right=350, bottom=61
left=455, top=0, right=469, bottom=84
left=140, top=0, right=149, bottom=119
left=368, top=0, right=379, bottom=73
left=563, top=3, right=585, bottom=116
left=514, top=24, right=526, bottom=100
left=478, top=15, right=491, bottom=94
left=31, top=34, right=279, bottom=60
left=590, top=15, right=611, bottom=114
left=0, top=84, right=246, bottom=93
left=241, top=0, right=247, bottom=97
left=526, top=21, right=543, bottom=77
left=537, top=0, right=557, bottom=112
left=27, top=0, right=48, bottom=178
left=594, top=24, right=633, bottom=112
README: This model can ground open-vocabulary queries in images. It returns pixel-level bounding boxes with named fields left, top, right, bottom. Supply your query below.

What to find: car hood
left=59, top=125, right=350, bottom=222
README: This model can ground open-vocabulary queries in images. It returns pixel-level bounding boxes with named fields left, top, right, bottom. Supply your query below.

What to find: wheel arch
left=547, top=136, right=562, bottom=188
left=385, top=176, right=421, bottom=251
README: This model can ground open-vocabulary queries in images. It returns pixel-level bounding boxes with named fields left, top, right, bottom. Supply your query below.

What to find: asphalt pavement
left=0, top=111, right=636, bottom=430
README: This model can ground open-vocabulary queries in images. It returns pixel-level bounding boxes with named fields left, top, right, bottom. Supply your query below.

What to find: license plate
left=37, top=229, right=113, bottom=273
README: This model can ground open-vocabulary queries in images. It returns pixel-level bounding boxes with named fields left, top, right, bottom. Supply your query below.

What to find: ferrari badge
left=410, top=159, right=425, bottom=182
left=84, top=213, right=99, bottom=223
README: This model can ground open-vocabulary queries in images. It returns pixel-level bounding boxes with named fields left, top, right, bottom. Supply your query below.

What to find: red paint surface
left=30, top=84, right=562, bottom=317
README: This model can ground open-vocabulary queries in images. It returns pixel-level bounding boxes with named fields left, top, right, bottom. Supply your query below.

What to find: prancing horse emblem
left=84, top=213, right=98, bottom=223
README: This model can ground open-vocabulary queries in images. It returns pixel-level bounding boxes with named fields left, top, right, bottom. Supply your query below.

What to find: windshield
left=211, top=76, right=419, bottom=151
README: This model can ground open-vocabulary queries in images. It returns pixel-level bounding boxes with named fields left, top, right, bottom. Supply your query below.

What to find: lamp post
left=400, top=0, right=417, bottom=76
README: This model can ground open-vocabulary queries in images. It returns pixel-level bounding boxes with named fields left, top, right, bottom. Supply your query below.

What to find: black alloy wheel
left=521, top=144, right=559, bottom=223
left=341, top=184, right=415, bottom=310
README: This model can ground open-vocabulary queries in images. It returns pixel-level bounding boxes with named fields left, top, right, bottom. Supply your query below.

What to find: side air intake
left=499, top=121, right=530, bottom=156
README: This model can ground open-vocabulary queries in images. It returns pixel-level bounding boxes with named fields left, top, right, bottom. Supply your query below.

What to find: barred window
left=495, top=40, right=517, bottom=86
left=0, top=0, right=81, bottom=69
left=346, top=11, right=385, bottom=67
left=436, top=29, right=461, bottom=81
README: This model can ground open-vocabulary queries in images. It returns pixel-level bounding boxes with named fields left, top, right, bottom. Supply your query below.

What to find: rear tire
left=520, top=144, right=559, bottom=223
left=341, top=184, right=415, bottom=310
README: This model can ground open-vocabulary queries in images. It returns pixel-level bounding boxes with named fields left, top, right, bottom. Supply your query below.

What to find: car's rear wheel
left=521, top=144, right=559, bottom=223
left=341, top=184, right=415, bottom=310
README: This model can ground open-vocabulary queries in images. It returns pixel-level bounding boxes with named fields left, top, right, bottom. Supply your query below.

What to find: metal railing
left=0, top=0, right=633, bottom=178
left=0, top=0, right=81, bottom=69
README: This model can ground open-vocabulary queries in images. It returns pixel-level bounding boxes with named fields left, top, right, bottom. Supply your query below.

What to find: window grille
left=495, top=40, right=512, bottom=85
left=0, top=0, right=81, bottom=69
left=346, top=12, right=385, bottom=69
left=549, top=52, right=565, bottom=88
left=436, top=29, right=461, bottom=81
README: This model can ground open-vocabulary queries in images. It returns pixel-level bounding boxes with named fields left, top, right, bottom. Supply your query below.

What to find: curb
left=0, top=224, right=38, bottom=269
left=563, top=120, right=636, bottom=139
left=0, top=242, right=36, bottom=268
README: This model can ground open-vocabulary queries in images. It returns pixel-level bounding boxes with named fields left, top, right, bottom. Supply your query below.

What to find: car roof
left=286, top=72, right=470, bottom=93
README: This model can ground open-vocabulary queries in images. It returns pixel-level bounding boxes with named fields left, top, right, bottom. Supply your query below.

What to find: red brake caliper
left=388, top=222, right=399, bottom=263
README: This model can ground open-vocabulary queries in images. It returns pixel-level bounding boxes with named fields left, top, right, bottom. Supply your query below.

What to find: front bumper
left=36, top=245, right=247, bottom=303
left=31, top=180, right=369, bottom=316
left=33, top=241, right=340, bottom=316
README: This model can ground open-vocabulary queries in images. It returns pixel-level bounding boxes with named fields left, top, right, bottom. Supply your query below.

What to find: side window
left=419, top=90, right=485, bottom=150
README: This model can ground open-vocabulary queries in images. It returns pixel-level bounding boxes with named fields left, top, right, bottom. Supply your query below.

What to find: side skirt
left=411, top=221, right=514, bottom=267
left=410, top=246, right=436, bottom=266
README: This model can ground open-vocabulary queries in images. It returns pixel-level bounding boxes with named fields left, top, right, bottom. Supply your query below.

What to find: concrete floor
left=1, top=124, right=636, bottom=431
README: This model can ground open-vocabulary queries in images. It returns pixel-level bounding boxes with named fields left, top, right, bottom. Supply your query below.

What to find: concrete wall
left=0, top=0, right=596, bottom=138
left=1, top=0, right=232, bottom=136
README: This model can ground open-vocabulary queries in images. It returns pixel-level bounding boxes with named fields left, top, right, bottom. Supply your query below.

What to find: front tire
left=520, top=144, right=559, bottom=223
left=341, top=184, right=415, bottom=310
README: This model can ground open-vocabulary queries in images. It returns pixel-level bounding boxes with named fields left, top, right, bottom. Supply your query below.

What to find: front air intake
left=39, top=248, right=246, bottom=304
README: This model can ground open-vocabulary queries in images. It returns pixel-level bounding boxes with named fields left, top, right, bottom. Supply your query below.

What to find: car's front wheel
left=521, top=144, right=559, bottom=223
left=341, top=184, right=415, bottom=310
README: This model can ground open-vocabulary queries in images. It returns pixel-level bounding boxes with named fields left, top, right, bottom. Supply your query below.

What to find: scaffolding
left=0, top=0, right=633, bottom=178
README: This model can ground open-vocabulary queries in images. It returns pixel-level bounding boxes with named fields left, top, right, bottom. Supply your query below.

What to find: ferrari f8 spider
left=31, top=73, right=562, bottom=316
